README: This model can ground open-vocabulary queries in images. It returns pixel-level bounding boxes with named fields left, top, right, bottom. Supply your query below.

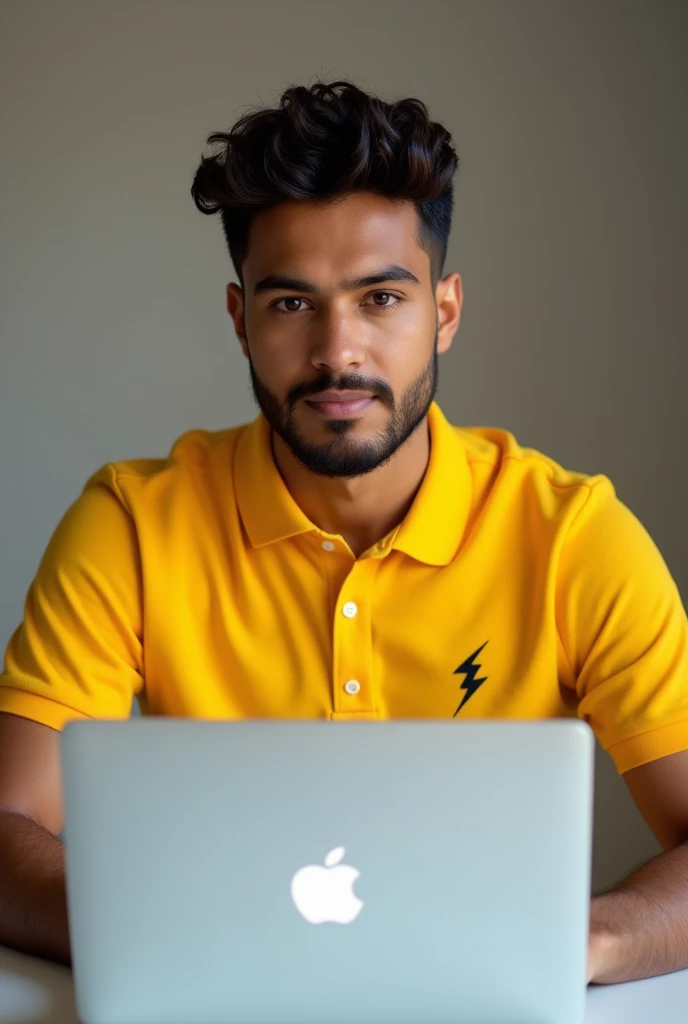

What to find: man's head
left=191, top=80, right=462, bottom=478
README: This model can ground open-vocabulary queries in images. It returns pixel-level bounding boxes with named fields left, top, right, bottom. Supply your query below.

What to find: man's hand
left=583, top=747, right=688, bottom=985
left=587, top=928, right=620, bottom=984
left=586, top=837, right=688, bottom=985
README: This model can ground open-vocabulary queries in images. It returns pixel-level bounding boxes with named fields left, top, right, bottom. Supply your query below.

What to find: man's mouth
left=305, top=392, right=377, bottom=418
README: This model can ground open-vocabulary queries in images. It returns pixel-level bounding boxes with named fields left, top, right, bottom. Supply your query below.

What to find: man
left=1, top=79, right=687, bottom=985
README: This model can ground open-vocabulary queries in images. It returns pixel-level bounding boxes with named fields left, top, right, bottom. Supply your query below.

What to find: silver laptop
left=60, top=718, right=594, bottom=1024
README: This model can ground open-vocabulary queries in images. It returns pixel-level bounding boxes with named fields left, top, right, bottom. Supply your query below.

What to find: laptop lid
left=61, top=718, right=594, bottom=1024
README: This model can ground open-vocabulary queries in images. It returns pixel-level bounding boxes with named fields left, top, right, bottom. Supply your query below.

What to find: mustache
left=288, top=374, right=395, bottom=409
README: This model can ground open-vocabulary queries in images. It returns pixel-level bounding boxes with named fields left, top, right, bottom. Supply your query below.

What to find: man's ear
left=435, top=272, right=463, bottom=356
left=227, top=282, right=249, bottom=359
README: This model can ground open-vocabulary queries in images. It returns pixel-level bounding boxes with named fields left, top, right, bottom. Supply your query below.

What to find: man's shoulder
left=81, top=420, right=254, bottom=507
left=456, top=423, right=609, bottom=492
left=450, top=423, right=617, bottom=532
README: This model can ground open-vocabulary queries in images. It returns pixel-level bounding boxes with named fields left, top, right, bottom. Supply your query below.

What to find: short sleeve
left=556, top=478, right=688, bottom=774
left=0, top=465, right=144, bottom=730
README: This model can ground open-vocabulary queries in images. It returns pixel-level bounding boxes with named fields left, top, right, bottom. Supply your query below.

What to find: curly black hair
left=191, top=79, right=459, bottom=288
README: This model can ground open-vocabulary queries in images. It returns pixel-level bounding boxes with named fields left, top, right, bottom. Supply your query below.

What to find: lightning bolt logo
left=453, top=641, right=489, bottom=716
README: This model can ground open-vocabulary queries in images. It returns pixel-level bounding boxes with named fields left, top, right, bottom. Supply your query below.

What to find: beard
left=247, top=325, right=439, bottom=479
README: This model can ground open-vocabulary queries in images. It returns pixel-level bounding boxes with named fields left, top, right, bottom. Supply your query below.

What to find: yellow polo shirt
left=1, top=402, right=687, bottom=773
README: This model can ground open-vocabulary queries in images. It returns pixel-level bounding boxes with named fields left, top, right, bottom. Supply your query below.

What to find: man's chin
left=281, top=433, right=391, bottom=479
left=306, top=419, right=363, bottom=440
left=290, top=405, right=380, bottom=444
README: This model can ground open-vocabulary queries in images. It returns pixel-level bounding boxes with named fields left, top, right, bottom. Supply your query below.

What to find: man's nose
left=309, top=309, right=366, bottom=375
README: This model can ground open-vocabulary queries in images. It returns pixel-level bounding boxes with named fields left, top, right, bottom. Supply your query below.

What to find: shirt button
left=321, top=540, right=335, bottom=551
left=344, top=679, right=361, bottom=695
left=342, top=601, right=358, bottom=619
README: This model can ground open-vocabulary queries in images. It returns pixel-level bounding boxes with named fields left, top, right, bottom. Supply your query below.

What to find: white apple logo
left=290, top=846, right=364, bottom=924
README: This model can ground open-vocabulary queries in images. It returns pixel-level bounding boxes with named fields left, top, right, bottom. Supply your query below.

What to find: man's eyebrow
left=252, top=264, right=421, bottom=296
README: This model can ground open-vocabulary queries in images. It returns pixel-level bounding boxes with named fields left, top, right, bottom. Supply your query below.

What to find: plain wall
left=1, top=0, right=687, bottom=894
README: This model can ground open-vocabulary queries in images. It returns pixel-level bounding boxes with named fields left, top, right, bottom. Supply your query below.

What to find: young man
left=1, top=80, right=687, bottom=984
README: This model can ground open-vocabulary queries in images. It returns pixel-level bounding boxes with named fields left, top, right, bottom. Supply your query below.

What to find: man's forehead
left=244, top=196, right=428, bottom=287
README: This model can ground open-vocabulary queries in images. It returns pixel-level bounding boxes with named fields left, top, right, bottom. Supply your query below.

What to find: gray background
left=1, top=0, right=686, bottom=893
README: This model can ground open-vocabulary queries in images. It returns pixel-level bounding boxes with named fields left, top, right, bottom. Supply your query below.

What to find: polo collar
left=390, top=402, right=472, bottom=566
left=234, top=412, right=314, bottom=549
left=234, top=401, right=472, bottom=565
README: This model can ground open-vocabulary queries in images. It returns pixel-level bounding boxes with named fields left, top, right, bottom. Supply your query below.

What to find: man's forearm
left=589, top=839, right=688, bottom=984
left=0, top=809, right=71, bottom=966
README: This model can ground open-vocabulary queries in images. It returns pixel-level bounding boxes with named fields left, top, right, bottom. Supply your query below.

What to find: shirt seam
left=101, top=464, right=147, bottom=704
left=105, top=464, right=137, bottom=514
left=607, top=717, right=688, bottom=751
left=552, top=479, right=604, bottom=687
left=0, top=686, right=93, bottom=718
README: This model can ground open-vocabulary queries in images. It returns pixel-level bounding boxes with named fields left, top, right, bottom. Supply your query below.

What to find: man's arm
left=0, top=809, right=71, bottom=965
left=587, top=748, right=688, bottom=984
left=0, top=713, right=71, bottom=965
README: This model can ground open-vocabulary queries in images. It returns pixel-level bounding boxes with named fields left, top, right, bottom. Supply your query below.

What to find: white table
left=2, top=944, right=688, bottom=1023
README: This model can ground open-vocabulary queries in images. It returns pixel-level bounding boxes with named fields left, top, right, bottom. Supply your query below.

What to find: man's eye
left=273, top=297, right=308, bottom=313
left=368, top=292, right=402, bottom=309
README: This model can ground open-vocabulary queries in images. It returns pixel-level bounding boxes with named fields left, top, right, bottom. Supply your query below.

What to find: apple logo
left=290, top=846, right=364, bottom=924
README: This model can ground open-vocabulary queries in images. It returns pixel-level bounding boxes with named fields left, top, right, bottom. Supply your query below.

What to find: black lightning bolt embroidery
left=453, top=641, right=489, bottom=716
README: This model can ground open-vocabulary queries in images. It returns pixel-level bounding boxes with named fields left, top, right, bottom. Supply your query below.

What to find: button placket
left=332, top=559, right=378, bottom=716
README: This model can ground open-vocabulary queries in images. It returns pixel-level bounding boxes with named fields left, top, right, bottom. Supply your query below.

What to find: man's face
left=228, top=192, right=458, bottom=477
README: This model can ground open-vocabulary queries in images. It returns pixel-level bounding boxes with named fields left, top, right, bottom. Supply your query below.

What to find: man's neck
left=271, top=420, right=431, bottom=559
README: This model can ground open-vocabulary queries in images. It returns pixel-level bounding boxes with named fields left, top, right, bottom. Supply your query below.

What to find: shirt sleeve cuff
left=607, top=719, right=688, bottom=773
left=0, top=686, right=91, bottom=731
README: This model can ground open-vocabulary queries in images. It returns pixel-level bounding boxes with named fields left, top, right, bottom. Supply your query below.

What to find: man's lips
left=305, top=394, right=377, bottom=417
